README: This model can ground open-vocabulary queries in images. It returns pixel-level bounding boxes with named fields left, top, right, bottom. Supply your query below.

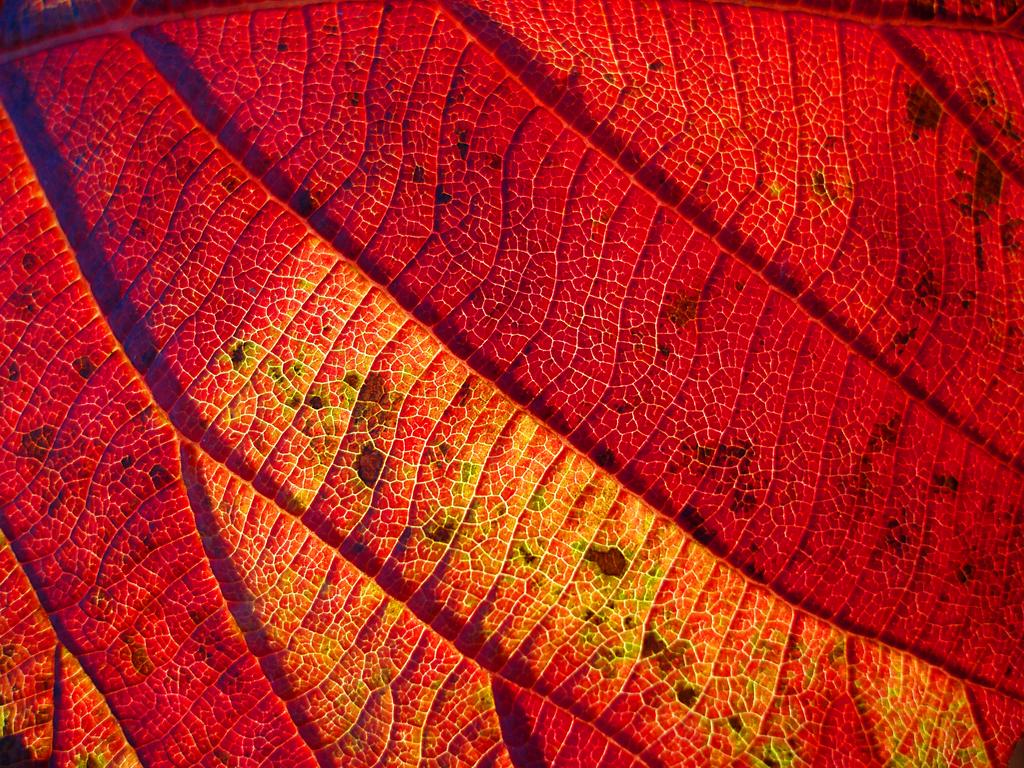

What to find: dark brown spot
left=20, top=426, right=53, bottom=461
left=675, top=682, right=700, bottom=707
left=121, top=455, right=133, bottom=469
left=72, top=356, right=96, bottom=379
left=424, top=519, right=455, bottom=543
left=277, top=41, right=288, bottom=52
left=348, top=92, right=360, bottom=106
left=229, top=341, right=247, bottom=368
left=906, top=83, right=942, bottom=137
left=7, top=363, right=17, bottom=381
left=584, top=544, right=628, bottom=577
left=413, top=165, right=426, bottom=184
left=663, top=292, right=699, bottom=327
left=435, top=186, right=453, bottom=205
left=307, top=395, right=324, bottom=410
left=356, top=444, right=384, bottom=487
left=728, top=714, right=743, bottom=733
left=648, top=59, right=665, bottom=71
left=641, top=631, right=667, bottom=658
left=974, top=152, right=1003, bottom=210
left=357, top=373, right=388, bottom=408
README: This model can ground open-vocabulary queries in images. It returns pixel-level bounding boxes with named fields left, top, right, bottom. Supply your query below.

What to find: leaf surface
left=0, top=0, right=1022, bottom=766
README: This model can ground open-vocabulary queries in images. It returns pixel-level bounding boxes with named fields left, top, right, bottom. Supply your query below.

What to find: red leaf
left=0, top=0, right=1022, bottom=765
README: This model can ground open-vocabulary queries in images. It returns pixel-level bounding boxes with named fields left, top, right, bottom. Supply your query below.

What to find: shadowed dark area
left=0, top=735, right=46, bottom=768
left=1010, top=735, right=1024, bottom=768
left=491, top=678, right=547, bottom=768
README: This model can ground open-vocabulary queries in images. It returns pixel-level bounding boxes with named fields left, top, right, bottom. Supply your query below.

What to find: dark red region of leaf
left=114, top=0, right=1024, bottom=695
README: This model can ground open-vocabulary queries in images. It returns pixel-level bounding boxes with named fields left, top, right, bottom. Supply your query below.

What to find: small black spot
left=457, top=140, right=470, bottom=160
left=348, top=92, right=361, bottom=107
left=149, top=465, right=172, bottom=489
left=933, top=471, right=960, bottom=494
left=435, top=186, right=453, bottom=205
left=277, top=41, right=288, bottom=52
left=21, top=252, right=37, bottom=271
left=956, top=562, right=975, bottom=584
left=356, top=444, right=384, bottom=487
left=641, top=631, right=667, bottom=658
left=648, top=59, right=665, bottom=71
left=584, top=544, right=628, bottom=577
left=121, top=455, right=134, bottom=469
left=905, top=83, right=942, bottom=138
left=675, top=682, right=700, bottom=707
left=72, top=356, right=96, bottom=379
left=728, top=714, right=743, bottom=733
left=974, top=152, right=1003, bottom=210
left=307, top=395, right=324, bottom=410
left=7, top=363, right=18, bottom=381
left=20, top=426, right=54, bottom=461
left=413, top=165, right=426, bottom=184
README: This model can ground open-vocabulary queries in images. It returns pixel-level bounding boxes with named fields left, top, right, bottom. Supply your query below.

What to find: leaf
left=0, top=0, right=1022, bottom=766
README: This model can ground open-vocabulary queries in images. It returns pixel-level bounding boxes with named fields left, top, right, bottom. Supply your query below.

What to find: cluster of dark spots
left=905, top=83, right=942, bottom=139
left=1002, top=219, right=1023, bottom=253
left=675, top=682, right=700, bottom=707
left=582, top=607, right=604, bottom=624
left=584, top=544, right=628, bottom=577
left=424, top=518, right=456, bottom=544
left=974, top=152, right=1003, bottom=210
left=456, top=129, right=470, bottom=160
left=19, top=426, right=53, bottom=461
left=867, top=413, right=901, bottom=452
left=435, top=185, right=453, bottom=205
left=971, top=80, right=998, bottom=109
left=663, top=291, right=700, bottom=328
left=11, top=285, right=39, bottom=316
left=641, top=631, right=667, bottom=658
left=884, top=516, right=909, bottom=554
left=932, top=471, right=959, bottom=494
left=121, top=630, right=154, bottom=676
left=72, top=355, right=96, bottom=379
left=149, top=464, right=173, bottom=489
left=893, top=326, right=917, bottom=354
left=355, top=443, right=384, bottom=487
left=7, top=363, right=17, bottom=381
left=914, top=269, right=941, bottom=307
